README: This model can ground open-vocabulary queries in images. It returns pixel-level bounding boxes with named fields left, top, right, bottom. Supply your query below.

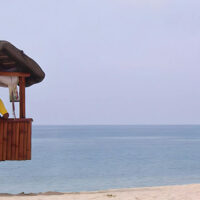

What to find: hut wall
left=0, top=118, right=32, bottom=161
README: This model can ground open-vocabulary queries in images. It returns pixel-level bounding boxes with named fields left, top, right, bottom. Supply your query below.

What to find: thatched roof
left=0, top=41, right=45, bottom=87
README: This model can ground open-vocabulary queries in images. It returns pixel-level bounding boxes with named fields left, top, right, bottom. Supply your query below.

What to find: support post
left=19, top=77, right=25, bottom=118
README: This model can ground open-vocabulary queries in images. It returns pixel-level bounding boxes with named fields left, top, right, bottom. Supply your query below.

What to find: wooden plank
left=11, top=122, right=16, bottom=160
left=0, top=119, right=32, bottom=161
left=23, top=122, right=28, bottom=160
left=3, top=121, right=7, bottom=160
left=15, top=122, right=20, bottom=160
left=19, top=122, right=24, bottom=160
left=0, top=72, right=30, bottom=77
left=5, top=118, right=33, bottom=122
left=19, top=77, right=26, bottom=118
left=0, top=121, right=3, bottom=161
left=6, top=122, right=12, bottom=160
left=27, top=121, right=32, bottom=160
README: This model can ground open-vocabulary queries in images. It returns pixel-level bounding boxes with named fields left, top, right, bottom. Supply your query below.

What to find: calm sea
left=0, top=125, right=200, bottom=194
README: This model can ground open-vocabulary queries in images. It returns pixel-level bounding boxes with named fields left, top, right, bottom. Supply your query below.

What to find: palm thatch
left=0, top=41, right=45, bottom=87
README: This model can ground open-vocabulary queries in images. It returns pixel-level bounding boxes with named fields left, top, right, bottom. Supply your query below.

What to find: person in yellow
left=0, top=98, right=9, bottom=119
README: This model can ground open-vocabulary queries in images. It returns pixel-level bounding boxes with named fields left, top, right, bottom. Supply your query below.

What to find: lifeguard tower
left=0, top=41, right=45, bottom=161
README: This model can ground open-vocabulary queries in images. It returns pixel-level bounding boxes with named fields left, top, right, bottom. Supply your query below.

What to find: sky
left=1, top=0, right=200, bottom=125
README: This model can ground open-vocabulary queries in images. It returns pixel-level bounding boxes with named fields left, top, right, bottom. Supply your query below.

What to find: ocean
left=0, top=125, right=200, bottom=194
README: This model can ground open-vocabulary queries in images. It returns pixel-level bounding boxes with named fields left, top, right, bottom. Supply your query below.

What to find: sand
left=0, top=184, right=200, bottom=200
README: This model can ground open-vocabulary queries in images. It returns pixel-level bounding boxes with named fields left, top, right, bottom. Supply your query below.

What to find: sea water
left=0, top=125, right=200, bottom=194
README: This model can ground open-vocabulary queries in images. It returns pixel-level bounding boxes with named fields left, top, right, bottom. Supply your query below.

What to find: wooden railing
left=0, top=118, right=32, bottom=161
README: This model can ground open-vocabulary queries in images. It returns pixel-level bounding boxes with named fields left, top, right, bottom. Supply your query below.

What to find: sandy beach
left=0, top=184, right=200, bottom=200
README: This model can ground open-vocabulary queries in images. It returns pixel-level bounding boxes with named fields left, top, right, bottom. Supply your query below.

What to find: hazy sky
left=1, top=0, right=200, bottom=125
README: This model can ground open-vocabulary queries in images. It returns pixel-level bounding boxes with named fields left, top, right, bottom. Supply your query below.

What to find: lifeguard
left=0, top=98, right=9, bottom=118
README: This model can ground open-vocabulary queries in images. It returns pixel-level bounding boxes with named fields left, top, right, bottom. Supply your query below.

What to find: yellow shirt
left=0, top=98, right=8, bottom=115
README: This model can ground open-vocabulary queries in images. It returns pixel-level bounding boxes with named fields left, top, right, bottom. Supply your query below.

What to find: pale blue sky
left=1, top=0, right=200, bottom=125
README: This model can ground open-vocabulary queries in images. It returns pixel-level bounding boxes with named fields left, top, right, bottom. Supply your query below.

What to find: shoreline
left=0, top=184, right=200, bottom=199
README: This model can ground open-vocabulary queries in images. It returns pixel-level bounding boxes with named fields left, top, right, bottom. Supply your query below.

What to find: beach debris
left=106, top=193, right=116, bottom=198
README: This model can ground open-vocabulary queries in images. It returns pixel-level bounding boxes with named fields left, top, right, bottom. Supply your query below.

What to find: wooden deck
left=0, top=118, right=32, bottom=161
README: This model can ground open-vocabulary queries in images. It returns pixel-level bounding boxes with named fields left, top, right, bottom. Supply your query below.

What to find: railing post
left=19, top=77, right=25, bottom=118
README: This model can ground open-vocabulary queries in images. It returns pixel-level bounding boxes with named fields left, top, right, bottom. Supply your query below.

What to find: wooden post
left=19, top=77, right=26, bottom=118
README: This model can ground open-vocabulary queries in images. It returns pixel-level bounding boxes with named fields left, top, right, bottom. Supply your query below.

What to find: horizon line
left=32, top=124, right=200, bottom=126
